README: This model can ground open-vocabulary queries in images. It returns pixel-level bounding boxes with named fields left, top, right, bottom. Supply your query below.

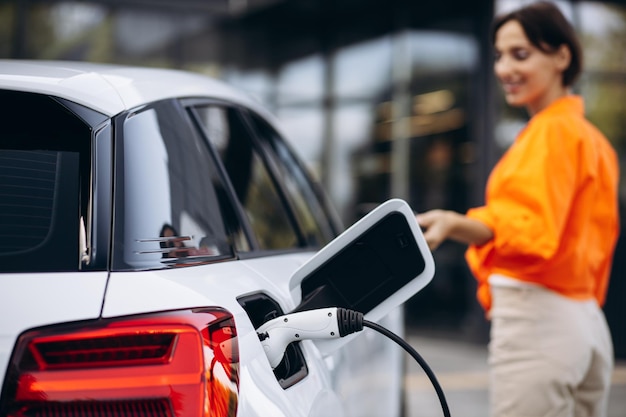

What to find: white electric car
left=0, top=60, right=434, bottom=417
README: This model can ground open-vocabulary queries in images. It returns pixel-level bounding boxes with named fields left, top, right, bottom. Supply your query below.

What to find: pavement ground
left=404, top=335, right=626, bottom=417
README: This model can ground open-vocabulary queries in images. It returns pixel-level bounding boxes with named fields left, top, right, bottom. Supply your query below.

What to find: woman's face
left=494, top=20, right=569, bottom=115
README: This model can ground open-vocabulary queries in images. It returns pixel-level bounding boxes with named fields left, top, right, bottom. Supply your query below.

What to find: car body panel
left=0, top=272, right=108, bottom=380
left=101, top=254, right=309, bottom=319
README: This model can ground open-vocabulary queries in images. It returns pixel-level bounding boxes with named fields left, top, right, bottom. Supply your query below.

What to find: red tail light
left=0, top=308, right=239, bottom=417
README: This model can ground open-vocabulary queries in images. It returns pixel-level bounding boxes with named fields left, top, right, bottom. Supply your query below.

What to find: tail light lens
left=0, top=308, right=239, bottom=417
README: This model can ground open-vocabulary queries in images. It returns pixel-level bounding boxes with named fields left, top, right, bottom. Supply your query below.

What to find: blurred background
left=2, top=0, right=625, bottom=356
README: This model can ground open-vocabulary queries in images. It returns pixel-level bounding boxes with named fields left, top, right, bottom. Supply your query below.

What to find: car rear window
left=0, top=90, right=93, bottom=272
left=0, top=149, right=78, bottom=251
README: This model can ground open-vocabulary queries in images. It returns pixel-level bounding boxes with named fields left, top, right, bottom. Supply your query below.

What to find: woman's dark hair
left=491, top=1, right=582, bottom=87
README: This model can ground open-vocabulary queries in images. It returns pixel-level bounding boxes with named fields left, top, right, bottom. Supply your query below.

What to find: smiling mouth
left=502, top=82, right=522, bottom=94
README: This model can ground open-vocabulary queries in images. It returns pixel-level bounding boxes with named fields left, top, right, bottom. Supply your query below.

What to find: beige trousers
left=489, top=284, right=614, bottom=417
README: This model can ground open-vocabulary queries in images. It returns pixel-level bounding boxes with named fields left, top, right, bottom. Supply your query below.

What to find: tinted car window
left=0, top=90, right=94, bottom=272
left=192, top=105, right=299, bottom=251
left=112, top=99, right=243, bottom=271
left=246, top=112, right=336, bottom=247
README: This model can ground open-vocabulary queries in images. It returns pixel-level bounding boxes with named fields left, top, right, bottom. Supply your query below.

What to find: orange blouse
left=466, top=95, right=620, bottom=312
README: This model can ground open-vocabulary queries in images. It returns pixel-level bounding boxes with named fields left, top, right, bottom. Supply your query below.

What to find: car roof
left=0, top=60, right=263, bottom=117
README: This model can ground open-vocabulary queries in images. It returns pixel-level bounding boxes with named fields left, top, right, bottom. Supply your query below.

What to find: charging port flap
left=288, top=199, right=435, bottom=356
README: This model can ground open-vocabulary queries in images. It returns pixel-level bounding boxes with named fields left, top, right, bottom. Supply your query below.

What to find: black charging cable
left=363, top=319, right=451, bottom=417
left=335, top=308, right=451, bottom=417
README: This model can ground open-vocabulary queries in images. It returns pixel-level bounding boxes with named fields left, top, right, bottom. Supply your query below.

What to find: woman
left=416, top=2, right=619, bottom=416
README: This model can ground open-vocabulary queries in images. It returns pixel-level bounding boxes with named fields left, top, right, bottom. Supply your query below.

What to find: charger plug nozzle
left=256, top=307, right=364, bottom=368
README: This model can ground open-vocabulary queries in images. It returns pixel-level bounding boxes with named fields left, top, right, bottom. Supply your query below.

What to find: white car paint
left=0, top=272, right=108, bottom=380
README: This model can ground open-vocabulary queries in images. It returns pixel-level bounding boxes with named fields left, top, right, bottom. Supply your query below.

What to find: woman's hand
left=415, top=210, right=455, bottom=251
left=416, top=209, right=493, bottom=251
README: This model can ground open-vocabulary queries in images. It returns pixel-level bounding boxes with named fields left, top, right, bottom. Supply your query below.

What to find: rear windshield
left=0, top=90, right=93, bottom=272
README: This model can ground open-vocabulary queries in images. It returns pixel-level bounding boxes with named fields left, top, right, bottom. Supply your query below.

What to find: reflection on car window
left=113, top=100, right=239, bottom=270
left=247, top=112, right=335, bottom=247
left=193, top=105, right=298, bottom=251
